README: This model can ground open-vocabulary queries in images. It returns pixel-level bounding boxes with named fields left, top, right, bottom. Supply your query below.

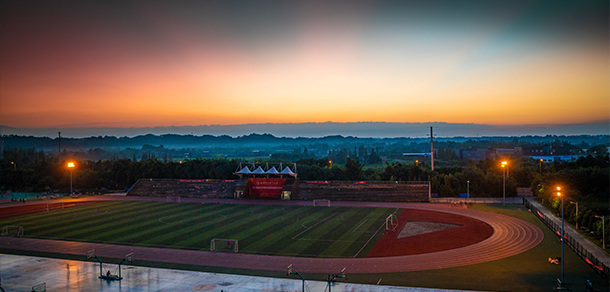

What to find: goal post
left=1, top=225, right=24, bottom=237
left=386, top=214, right=399, bottom=231
left=313, top=199, right=330, bottom=207
left=210, top=238, right=238, bottom=253
left=166, top=196, right=181, bottom=203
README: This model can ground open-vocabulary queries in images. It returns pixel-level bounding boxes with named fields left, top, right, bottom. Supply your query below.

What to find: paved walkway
left=0, top=253, right=482, bottom=292
left=525, top=197, right=610, bottom=267
left=0, top=197, right=543, bottom=273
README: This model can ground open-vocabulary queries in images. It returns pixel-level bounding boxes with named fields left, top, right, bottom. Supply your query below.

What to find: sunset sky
left=1, top=0, right=608, bottom=131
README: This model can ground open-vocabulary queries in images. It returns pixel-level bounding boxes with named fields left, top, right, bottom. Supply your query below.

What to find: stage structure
left=233, top=162, right=298, bottom=199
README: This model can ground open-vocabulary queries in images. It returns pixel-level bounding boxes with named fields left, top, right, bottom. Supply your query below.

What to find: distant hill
left=1, top=121, right=609, bottom=139
left=1, top=132, right=608, bottom=150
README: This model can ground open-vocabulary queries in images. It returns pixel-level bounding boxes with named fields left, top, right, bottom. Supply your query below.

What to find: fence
left=523, top=199, right=609, bottom=280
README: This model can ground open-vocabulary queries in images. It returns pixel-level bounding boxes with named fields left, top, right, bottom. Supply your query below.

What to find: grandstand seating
left=127, top=178, right=429, bottom=202
left=294, top=182, right=429, bottom=202
left=127, top=179, right=237, bottom=198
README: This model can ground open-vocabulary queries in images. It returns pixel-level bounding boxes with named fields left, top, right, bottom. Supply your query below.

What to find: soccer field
left=0, top=201, right=398, bottom=258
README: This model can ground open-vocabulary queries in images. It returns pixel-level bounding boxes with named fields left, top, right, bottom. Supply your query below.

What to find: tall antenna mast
left=430, top=127, right=434, bottom=171
left=58, top=132, right=62, bottom=163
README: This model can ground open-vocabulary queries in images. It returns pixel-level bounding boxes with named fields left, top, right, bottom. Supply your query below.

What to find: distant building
left=521, top=145, right=547, bottom=156
left=530, top=155, right=587, bottom=163
left=461, top=148, right=492, bottom=161
left=495, top=148, right=516, bottom=159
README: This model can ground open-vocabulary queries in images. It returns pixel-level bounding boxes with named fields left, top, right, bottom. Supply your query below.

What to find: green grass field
left=0, top=201, right=397, bottom=258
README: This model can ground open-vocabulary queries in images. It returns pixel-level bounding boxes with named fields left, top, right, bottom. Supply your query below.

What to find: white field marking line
left=352, top=221, right=385, bottom=258
left=158, top=217, right=183, bottom=224
left=352, top=219, right=368, bottom=232
left=353, top=208, right=399, bottom=258
left=292, top=212, right=337, bottom=239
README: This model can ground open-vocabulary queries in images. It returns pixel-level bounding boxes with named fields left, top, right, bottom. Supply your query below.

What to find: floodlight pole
left=502, top=165, right=506, bottom=206
left=561, top=196, right=565, bottom=285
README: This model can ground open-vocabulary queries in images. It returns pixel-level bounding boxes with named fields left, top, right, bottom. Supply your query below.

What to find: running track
left=0, top=196, right=543, bottom=273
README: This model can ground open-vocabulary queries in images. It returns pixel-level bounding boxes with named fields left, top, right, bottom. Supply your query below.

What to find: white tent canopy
left=235, top=166, right=252, bottom=174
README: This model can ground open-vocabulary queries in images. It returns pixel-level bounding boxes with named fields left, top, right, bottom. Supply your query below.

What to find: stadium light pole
left=594, top=215, right=605, bottom=250
left=501, top=161, right=507, bottom=206
left=557, top=187, right=565, bottom=287
left=68, top=162, right=75, bottom=195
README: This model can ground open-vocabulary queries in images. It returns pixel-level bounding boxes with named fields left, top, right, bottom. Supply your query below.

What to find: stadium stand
left=294, top=181, right=429, bottom=202
left=127, top=179, right=237, bottom=198
left=127, top=178, right=430, bottom=202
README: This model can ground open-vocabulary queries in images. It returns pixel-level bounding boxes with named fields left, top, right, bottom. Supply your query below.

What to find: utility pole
left=430, top=127, right=434, bottom=171
left=58, top=132, right=62, bottom=163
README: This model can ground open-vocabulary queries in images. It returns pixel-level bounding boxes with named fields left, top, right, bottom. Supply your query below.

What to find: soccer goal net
left=166, top=196, right=181, bottom=203
left=386, top=214, right=399, bottom=231
left=313, top=199, right=330, bottom=207
left=210, top=238, right=238, bottom=253
left=1, top=225, right=24, bottom=237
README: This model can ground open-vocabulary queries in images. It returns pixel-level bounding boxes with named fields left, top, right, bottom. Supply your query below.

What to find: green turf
left=0, top=201, right=396, bottom=258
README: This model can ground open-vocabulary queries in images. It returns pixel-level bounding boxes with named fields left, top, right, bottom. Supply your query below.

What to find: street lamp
left=501, top=161, right=507, bottom=205
left=557, top=187, right=565, bottom=287
left=594, top=215, right=605, bottom=250
left=467, top=180, right=470, bottom=197
left=539, top=158, right=543, bottom=174
left=67, top=162, right=75, bottom=195
left=569, top=201, right=578, bottom=229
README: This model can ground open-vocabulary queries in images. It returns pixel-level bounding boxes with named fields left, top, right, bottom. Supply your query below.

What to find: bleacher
left=127, top=178, right=429, bottom=202
left=127, top=179, right=237, bottom=198
left=294, top=181, right=429, bottom=202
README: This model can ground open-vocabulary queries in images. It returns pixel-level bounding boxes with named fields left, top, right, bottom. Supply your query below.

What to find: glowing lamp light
left=68, top=162, right=75, bottom=168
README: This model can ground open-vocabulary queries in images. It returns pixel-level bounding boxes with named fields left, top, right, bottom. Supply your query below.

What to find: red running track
left=0, top=197, right=543, bottom=273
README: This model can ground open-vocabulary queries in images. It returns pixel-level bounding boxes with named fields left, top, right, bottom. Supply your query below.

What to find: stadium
left=0, top=163, right=608, bottom=292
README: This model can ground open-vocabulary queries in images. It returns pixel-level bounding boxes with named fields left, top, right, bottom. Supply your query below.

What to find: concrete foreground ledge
left=0, top=254, right=481, bottom=292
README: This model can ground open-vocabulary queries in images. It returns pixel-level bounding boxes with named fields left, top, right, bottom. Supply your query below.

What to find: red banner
left=249, top=178, right=286, bottom=198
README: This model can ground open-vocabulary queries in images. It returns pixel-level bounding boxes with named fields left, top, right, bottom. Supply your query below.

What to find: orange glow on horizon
left=1, top=2, right=607, bottom=129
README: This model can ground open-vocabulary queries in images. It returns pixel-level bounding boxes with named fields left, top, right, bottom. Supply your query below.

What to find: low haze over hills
left=1, top=121, right=608, bottom=139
